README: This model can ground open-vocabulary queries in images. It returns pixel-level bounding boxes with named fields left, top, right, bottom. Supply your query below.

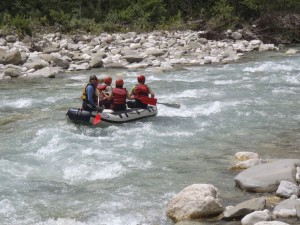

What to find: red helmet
left=137, top=75, right=145, bottom=83
left=115, top=79, right=124, bottom=87
left=103, top=76, right=112, bottom=85
left=97, top=84, right=107, bottom=91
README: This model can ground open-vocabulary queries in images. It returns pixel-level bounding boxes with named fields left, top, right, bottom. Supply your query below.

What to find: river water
left=1, top=48, right=300, bottom=225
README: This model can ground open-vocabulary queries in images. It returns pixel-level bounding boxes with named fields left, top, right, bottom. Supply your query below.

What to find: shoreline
left=0, top=29, right=286, bottom=80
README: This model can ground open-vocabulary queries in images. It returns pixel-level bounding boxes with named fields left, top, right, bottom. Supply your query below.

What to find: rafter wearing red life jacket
left=133, top=84, right=149, bottom=99
left=111, top=87, right=127, bottom=111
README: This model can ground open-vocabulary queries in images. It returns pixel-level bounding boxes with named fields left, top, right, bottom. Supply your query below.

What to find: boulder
left=4, top=50, right=21, bottom=65
left=0, top=38, right=7, bottom=46
left=4, top=65, right=22, bottom=78
left=234, top=159, right=300, bottom=193
left=27, top=67, right=60, bottom=78
left=6, top=35, right=17, bottom=43
left=222, top=197, right=266, bottom=220
left=276, top=181, right=300, bottom=198
left=122, top=55, right=144, bottom=63
left=241, top=209, right=271, bottom=225
left=273, top=198, right=300, bottom=212
left=254, top=221, right=290, bottom=225
left=232, top=32, right=243, bottom=40
left=89, top=57, right=103, bottom=68
left=23, top=58, right=49, bottom=70
left=166, top=184, right=223, bottom=222
left=52, top=57, right=69, bottom=69
left=145, top=49, right=166, bottom=57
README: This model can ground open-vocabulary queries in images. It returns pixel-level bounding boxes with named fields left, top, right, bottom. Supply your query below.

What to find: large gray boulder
left=166, top=184, right=223, bottom=222
left=234, top=159, right=300, bottom=193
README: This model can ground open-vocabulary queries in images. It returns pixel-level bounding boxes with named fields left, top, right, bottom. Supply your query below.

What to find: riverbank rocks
left=234, top=159, right=300, bottom=193
left=166, top=184, right=223, bottom=222
left=0, top=30, right=280, bottom=80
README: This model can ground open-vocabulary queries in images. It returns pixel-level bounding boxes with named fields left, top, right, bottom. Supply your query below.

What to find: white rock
left=285, top=49, right=297, bottom=54
left=273, top=208, right=296, bottom=218
left=234, top=152, right=259, bottom=161
left=276, top=180, right=300, bottom=198
left=166, top=183, right=223, bottom=222
left=254, top=221, right=290, bottom=225
left=241, top=209, right=271, bottom=225
left=235, top=159, right=264, bottom=169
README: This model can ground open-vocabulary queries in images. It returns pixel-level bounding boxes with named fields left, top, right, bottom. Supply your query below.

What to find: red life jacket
left=112, top=88, right=127, bottom=105
left=133, top=84, right=149, bottom=98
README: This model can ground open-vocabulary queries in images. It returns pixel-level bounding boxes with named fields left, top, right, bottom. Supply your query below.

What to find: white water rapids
left=0, top=48, right=300, bottom=225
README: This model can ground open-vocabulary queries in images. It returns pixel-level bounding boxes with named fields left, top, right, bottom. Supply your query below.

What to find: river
left=0, top=47, right=300, bottom=225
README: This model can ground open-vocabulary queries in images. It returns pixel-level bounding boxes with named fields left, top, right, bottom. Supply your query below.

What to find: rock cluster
left=0, top=30, right=278, bottom=80
left=166, top=153, right=300, bottom=225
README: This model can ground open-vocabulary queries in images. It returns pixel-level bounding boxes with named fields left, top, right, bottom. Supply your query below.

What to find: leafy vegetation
left=0, top=0, right=299, bottom=40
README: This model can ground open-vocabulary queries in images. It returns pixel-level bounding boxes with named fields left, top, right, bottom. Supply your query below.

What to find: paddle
left=94, top=113, right=101, bottom=125
left=93, top=97, right=101, bottom=125
left=138, top=97, right=181, bottom=109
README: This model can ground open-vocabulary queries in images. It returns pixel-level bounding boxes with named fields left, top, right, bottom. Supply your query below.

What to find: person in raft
left=97, top=76, right=113, bottom=109
left=81, top=75, right=103, bottom=112
left=127, top=75, right=155, bottom=109
left=108, top=79, right=133, bottom=111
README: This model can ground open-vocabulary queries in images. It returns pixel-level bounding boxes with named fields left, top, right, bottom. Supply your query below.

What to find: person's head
left=115, top=79, right=124, bottom=88
left=137, top=75, right=145, bottom=84
left=89, top=75, right=98, bottom=87
left=103, top=76, right=112, bottom=85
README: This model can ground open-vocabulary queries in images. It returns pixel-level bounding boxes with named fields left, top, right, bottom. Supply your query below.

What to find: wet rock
left=234, top=159, right=300, bottom=193
left=222, top=197, right=266, bottom=220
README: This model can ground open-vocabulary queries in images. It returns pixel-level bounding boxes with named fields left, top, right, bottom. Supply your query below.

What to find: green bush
left=208, top=0, right=239, bottom=29
left=157, top=11, right=185, bottom=30
left=49, top=9, right=71, bottom=27
left=10, top=15, right=32, bottom=36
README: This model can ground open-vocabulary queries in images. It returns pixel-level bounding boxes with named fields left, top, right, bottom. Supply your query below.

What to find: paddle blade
left=139, top=97, right=157, bottom=106
left=93, top=114, right=101, bottom=125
